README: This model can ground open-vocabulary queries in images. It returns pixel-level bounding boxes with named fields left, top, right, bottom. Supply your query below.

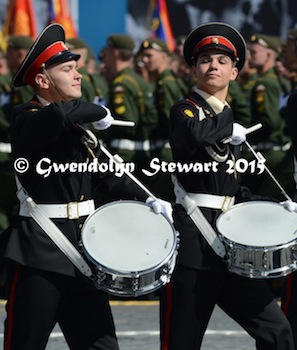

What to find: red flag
left=150, top=0, right=175, bottom=51
left=48, top=0, right=77, bottom=38
left=4, top=0, right=37, bottom=38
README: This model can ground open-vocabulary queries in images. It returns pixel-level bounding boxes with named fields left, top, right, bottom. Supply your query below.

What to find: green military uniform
left=78, top=65, right=97, bottom=102
left=238, top=71, right=258, bottom=104
left=227, top=79, right=251, bottom=127
left=0, top=103, right=13, bottom=233
left=89, top=73, right=109, bottom=105
left=242, top=34, right=294, bottom=199
left=139, top=38, right=185, bottom=201
left=107, top=65, right=157, bottom=164
left=100, top=34, right=158, bottom=205
left=0, top=36, right=34, bottom=233
left=66, top=37, right=109, bottom=149
left=153, top=67, right=184, bottom=158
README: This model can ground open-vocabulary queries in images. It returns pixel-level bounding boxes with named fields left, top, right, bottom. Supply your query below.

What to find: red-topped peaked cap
left=12, top=23, right=80, bottom=88
left=183, top=22, right=246, bottom=71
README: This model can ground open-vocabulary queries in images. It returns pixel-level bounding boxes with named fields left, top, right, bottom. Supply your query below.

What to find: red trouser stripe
left=5, top=264, right=20, bottom=350
left=282, top=274, right=293, bottom=316
left=162, top=282, right=173, bottom=350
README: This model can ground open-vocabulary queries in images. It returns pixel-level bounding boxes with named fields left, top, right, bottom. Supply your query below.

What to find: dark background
left=127, top=0, right=297, bottom=44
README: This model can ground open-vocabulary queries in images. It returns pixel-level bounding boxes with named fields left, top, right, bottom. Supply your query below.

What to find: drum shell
left=80, top=200, right=178, bottom=297
left=216, top=201, right=297, bottom=279
left=220, top=236, right=297, bottom=278
left=87, top=252, right=177, bottom=297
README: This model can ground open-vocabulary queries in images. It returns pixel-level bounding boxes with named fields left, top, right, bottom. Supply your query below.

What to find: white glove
left=229, top=123, right=246, bottom=145
left=92, top=105, right=114, bottom=130
left=280, top=200, right=297, bottom=213
left=146, top=196, right=173, bottom=223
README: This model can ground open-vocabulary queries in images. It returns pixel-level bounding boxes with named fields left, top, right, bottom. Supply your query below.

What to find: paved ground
left=0, top=298, right=256, bottom=350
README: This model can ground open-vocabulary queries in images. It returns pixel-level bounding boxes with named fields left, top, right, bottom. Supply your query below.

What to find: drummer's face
left=192, top=50, right=238, bottom=97
left=39, top=60, right=82, bottom=101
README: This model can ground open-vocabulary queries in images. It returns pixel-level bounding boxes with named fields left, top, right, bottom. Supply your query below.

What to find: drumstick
left=222, top=123, right=262, bottom=144
left=99, top=143, right=158, bottom=200
left=77, top=123, right=156, bottom=199
left=244, top=140, right=292, bottom=201
left=111, top=120, right=135, bottom=127
left=245, top=123, right=263, bottom=135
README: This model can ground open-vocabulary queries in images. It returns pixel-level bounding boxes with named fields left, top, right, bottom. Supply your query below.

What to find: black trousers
left=282, top=271, right=297, bottom=350
left=160, top=264, right=294, bottom=350
left=4, top=263, right=119, bottom=350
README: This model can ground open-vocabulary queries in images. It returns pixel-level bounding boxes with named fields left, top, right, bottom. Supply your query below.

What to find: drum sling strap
left=15, top=175, right=94, bottom=278
left=172, top=175, right=226, bottom=258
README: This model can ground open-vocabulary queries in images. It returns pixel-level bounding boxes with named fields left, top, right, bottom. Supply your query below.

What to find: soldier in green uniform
left=243, top=34, right=294, bottom=200
left=237, top=45, right=259, bottom=104
left=227, top=79, right=251, bottom=127
left=2, top=35, right=34, bottom=117
left=139, top=38, right=185, bottom=202
left=100, top=34, right=157, bottom=199
left=0, top=106, right=12, bottom=233
left=174, top=35, right=194, bottom=94
left=0, top=36, right=34, bottom=234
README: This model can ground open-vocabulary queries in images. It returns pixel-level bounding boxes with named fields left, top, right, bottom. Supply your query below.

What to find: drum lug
left=96, top=270, right=106, bottom=284
left=160, top=261, right=175, bottom=284
left=131, top=273, right=140, bottom=292
left=292, top=244, right=297, bottom=260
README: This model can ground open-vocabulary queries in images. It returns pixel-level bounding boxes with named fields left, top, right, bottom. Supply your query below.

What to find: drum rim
left=80, top=200, right=178, bottom=275
left=216, top=200, right=297, bottom=246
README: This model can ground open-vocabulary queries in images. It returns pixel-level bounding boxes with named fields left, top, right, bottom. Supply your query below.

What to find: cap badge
left=61, top=42, right=68, bottom=50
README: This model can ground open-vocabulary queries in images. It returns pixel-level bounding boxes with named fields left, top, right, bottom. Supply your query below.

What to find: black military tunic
left=160, top=90, right=294, bottom=350
left=169, top=90, right=238, bottom=270
left=3, top=97, right=147, bottom=276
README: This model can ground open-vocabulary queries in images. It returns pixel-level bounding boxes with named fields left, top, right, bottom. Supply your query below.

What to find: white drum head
left=81, top=201, right=176, bottom=273
left=217, top=201, right=297, bottom=247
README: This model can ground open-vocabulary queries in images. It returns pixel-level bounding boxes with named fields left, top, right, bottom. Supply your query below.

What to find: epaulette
left=182, top=98, right=206, bottom=121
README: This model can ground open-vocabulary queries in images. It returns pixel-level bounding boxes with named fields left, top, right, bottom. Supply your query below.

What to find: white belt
left=172, top=176, right=226, bottom=257
left=19, top=199, right=95, bottom=219
left=252, top=142, right=291, bottom=152
left=0, top=142, right=11, bottom=153
left=110, top=139, right=150, bottom=151
left=176, top=193, right=235, bottom=212
left=151, top=140, right=171, bottom=150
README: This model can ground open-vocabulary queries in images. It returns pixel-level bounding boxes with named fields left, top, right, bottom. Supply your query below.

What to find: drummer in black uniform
left=0, top=23, right=172, bottom=350
left=159, top=22, right=294, bottom=350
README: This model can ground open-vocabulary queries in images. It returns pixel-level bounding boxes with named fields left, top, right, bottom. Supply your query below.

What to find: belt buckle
left=221, top=196, right=233, bottom=212
left=67, top=202, right=79, bottom=219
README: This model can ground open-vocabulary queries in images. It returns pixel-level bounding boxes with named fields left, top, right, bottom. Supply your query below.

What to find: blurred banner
left=0, top=0, right=37, bottom=51
left=3, top=0, right=37, bottom=40
left=47, top=0, right=77, bottom=38
left=149, top=0, right=175, bottom=51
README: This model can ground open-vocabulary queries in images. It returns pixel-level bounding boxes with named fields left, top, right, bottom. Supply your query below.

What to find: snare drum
left=216, top=201, right=297, bottom=278
left=81, top=200, right=178, bottom=296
